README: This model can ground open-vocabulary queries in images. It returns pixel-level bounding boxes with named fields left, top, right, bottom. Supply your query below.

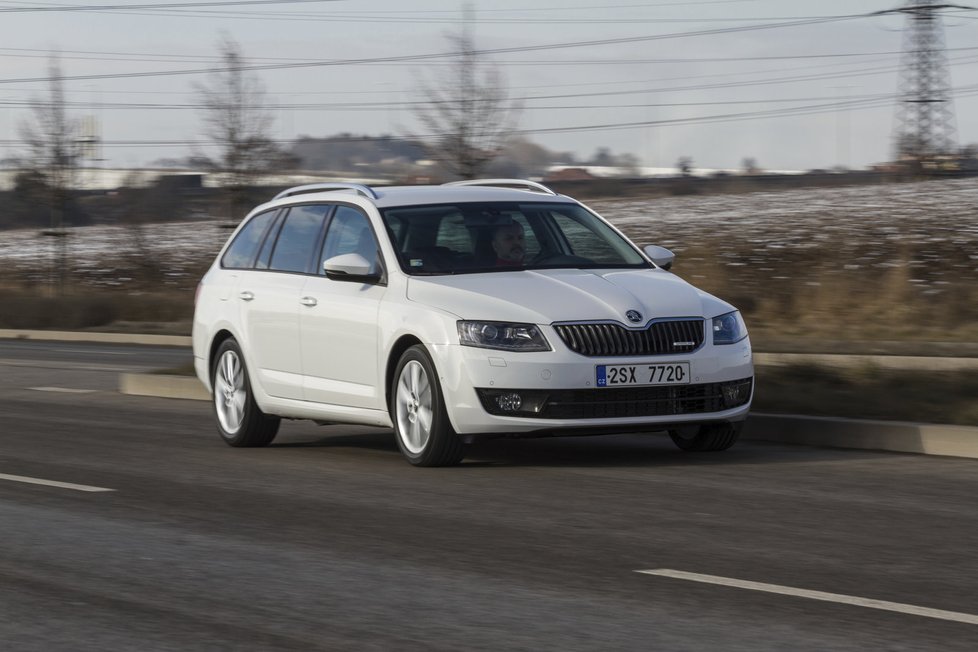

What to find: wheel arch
left=385, top=334, right=424, bottom=413
left=209, top=329, right=236, bottom=378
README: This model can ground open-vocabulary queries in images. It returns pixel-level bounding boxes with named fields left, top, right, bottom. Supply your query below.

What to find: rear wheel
left=669, top=422, right=742, bottom=452
left=391, top=345, right=464, bottom=467
left=212, top=338, right=280, bottom=447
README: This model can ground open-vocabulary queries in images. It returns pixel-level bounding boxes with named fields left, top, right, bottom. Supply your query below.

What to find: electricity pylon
left=877, top=1, right=971, bottom=164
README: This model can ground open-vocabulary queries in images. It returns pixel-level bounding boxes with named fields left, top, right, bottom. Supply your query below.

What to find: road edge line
left=636, top=569, right=978, bottom=625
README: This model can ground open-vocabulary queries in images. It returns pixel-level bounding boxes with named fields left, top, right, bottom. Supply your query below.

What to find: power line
left=53, top=8, right=869, bottom=24
left=0, top=0, right=338, bottom=12
left=6, top=47, right=975, bottom=108
left=0, top=0, right=785, bottom=19
left=0, top=49, right=911, bottom=97
left=5, top=85, right=978, bottom=149
left=7, top=44, right=963, bottom=67
left=0, top=13, right=870, bottom=86
left=0, top=92, right=900, bottom=111
left=12, top=50, right=974, bottom=109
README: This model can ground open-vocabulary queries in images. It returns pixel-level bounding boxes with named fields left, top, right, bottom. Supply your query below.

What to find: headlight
left=712, top=311, right=748, bottom=345
left=457, top=321, right=551, bottom=352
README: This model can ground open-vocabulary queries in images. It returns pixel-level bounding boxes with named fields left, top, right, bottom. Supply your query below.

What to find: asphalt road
left=2, top=340, right=978, bottom=651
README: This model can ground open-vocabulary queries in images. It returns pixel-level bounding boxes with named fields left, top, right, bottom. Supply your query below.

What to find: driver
left=491, top=222, right=525, bottom=266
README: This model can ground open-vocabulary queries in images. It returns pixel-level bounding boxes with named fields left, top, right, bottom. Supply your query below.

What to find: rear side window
left=268, top=205, right=330, bottom=273
left=221, top=211, right=276, bottom=269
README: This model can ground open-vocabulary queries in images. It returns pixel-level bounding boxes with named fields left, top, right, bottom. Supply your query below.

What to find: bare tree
left=20, top=55, right=82, bottom=217
left=19, top=54, right=83, bottom=293
left=413, top=7, right=520, bottom=180
left=677, top=156, right=694, bottom=177
left=194, top=35, right=279, bottom=217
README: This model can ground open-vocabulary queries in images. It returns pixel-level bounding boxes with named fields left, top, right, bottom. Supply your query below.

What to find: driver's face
left=492, top=224, right=525, bottom=263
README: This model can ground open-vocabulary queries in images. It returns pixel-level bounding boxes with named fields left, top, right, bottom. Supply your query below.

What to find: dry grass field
left=1, top=177, right=976, bottom=344
left=592, top=177, right=978, bottom=344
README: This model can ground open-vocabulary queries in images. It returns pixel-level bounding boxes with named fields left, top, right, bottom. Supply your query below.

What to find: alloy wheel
left=395, top=360, right=433, bottom=454
left=215, top=349, right=247, bottom=435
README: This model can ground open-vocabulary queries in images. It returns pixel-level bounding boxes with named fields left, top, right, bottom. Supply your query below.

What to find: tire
left=390, top=345, right=464, bottom=467
left=212, top=338, right=280, bottom=447
left=669, top=422, right=742, bottom=452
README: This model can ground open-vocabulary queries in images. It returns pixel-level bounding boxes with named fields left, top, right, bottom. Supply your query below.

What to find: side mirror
left=643, top=245, right=676, bottom=271
left=323, top=253, right=380, bottom=281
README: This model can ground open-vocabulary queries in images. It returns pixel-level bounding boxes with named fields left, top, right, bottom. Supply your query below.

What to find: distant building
left=0, top=168, right=388, bottom=192
left=543, top=167, right=598, bottom=182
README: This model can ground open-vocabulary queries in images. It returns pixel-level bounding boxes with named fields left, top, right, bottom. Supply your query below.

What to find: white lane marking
left=637, top=569, right=978, bottom=626
left=0, top=473, right=115, bottom=493
left=28, top=387, right=97, bottom=394
left=49, top=348, right=128, bottom=356
left=0, top=359, right=130, bottom=372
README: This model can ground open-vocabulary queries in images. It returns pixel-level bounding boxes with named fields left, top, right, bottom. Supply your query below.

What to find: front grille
left=477, top=378, right=753, bottom=420
left=553, top=319, right=705, bottom=357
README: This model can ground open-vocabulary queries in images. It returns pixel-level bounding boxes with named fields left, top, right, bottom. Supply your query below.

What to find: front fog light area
left=477, top=389, right=550, bottom=416
left=496, top=393, right=523, bottom=411
left=721, top=378, right=753, bottom=408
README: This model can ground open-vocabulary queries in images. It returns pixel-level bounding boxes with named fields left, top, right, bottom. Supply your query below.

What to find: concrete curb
left=119, top=373, right=209, bottom=401
left=744, top=413, right=978, bottom=459
left=117, top=373, right=978, bottom=459
left=0, top=329, right=190, bottom=347
left=753, top=352, right=978, bottom=371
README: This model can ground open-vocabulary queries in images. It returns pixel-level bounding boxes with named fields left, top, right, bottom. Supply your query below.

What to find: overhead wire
left=4, top=83, right=978, bottom=149
left=10, top=44, right=973, bottom=67
left=0, top=13, right=873, bottom=86
left=0, top=0, right=339, bottom=12
left=1, top=4, right=973, bottom=159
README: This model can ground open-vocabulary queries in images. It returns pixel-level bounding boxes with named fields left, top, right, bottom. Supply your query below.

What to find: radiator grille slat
left=554, top=319, right=705, bottom=357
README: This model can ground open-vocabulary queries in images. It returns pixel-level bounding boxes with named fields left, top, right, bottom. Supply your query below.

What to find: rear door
left=238, top=204, right=330, bottom=400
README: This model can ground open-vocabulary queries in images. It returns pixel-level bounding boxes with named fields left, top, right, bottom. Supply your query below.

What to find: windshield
left=381, top=201, right=648, bottom=275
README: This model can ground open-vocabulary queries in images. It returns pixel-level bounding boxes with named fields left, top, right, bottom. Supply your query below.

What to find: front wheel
left=391, top=345, right=464, bottom=467
left=669, top=422, right=742, bottom=452
left=212, top=338, right=280, bottom=447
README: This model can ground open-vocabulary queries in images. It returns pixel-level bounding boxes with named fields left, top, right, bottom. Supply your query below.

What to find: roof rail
left=442, top=179, right=557, bottom=196
left=273, top=183, right=379, bottom=201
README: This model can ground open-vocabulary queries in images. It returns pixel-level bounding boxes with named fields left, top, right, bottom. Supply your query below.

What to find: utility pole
left=877, top=1, right=973, bottom=167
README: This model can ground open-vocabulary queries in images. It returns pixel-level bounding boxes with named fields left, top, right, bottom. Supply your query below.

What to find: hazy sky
left=1, top=0, right=976, bottom=171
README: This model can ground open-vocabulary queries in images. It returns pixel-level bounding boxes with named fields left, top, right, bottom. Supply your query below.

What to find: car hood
left=406, top=268, right=732, bottom=324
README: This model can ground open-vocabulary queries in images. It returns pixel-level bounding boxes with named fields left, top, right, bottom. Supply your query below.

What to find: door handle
left=238, top=291, right=255, bottom=302
left=300, top=296, right=318, bottom=307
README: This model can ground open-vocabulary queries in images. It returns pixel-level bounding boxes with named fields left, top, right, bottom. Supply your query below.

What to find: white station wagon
left=193, top=180, right=753, bottom=466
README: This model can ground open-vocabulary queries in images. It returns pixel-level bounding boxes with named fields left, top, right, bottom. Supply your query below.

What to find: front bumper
left=431, top=337, right=754, bottom=435
left=476, top=378, right=752, bottom=419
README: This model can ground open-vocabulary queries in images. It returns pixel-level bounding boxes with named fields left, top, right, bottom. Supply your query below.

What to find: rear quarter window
left=221, top=211, right=276, bottom=269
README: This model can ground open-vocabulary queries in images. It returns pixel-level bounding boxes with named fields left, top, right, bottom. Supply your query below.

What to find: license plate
left=596, top=363, right=691, bottom=387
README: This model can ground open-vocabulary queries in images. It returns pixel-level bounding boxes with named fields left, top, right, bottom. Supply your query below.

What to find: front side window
left=319, top=205, right=379, bottom=274
left=268, top=205, right=330, bottom=274
left=221, top=210, right=276, bottom=269
left=381, top=202, right=646, bottom=275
